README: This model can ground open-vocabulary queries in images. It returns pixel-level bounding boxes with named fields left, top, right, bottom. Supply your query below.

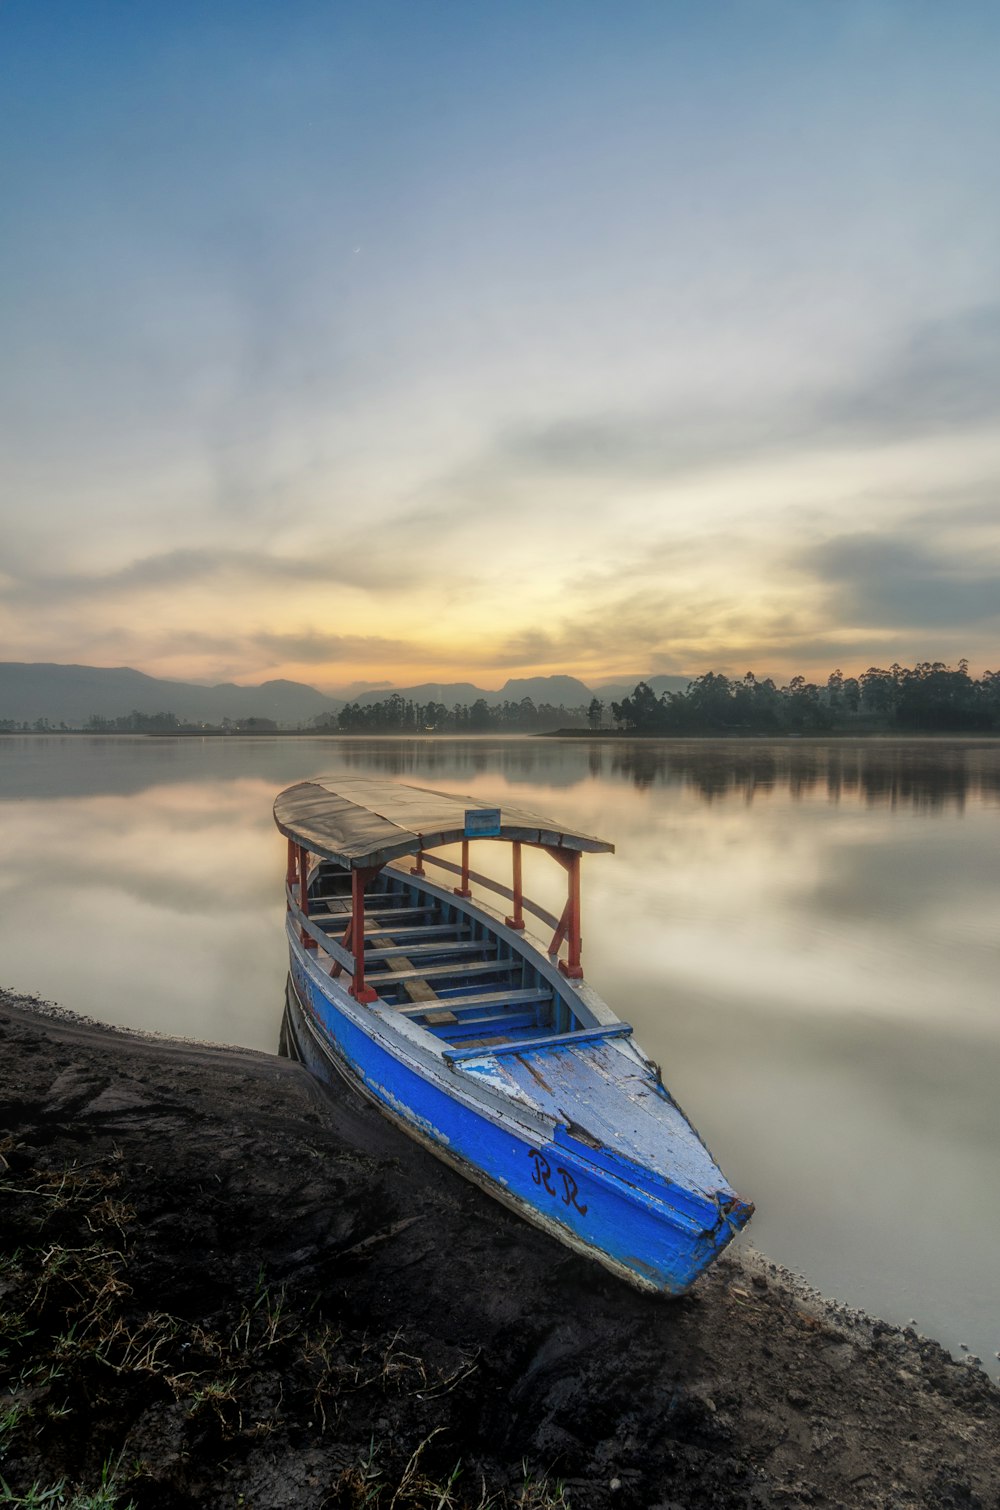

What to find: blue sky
left=2, top=1, right=998, bottom=690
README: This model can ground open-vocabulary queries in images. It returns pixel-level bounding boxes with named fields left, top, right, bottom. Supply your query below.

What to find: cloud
left=249, top=630, right=436, bottom=666
left=469, top=579, right=808, bottom=675
left=73, top=626, right=441, bottom=671
left=904, top=486, right=1000, bottom=534
left=0, top=546, right=403, bottom=606
left=805, top=532, right=1000, bottom=630
left=821, top=307, right=1000, bottom=442
left=460, top=305, right=1000, bottom=490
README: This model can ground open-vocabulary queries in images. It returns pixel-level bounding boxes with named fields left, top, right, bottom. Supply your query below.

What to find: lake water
left=2, top=733, right=999, bottom=1376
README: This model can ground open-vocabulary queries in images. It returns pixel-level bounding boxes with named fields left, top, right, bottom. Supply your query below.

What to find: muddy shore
left=1, top=990, right=997, bottom=1509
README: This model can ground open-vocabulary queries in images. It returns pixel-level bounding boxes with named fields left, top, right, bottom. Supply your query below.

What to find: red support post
left=547, top=899, right=570, bottom=958
left=410, top=848, right=426, bottom=876
left=285, top=838, right=297, bottom=908
left=298, top=844, right=316, bottom=949
left=349, top=866, right=378, bottom=1003
left=505, top=841, right=525, bottom=930
left=454, top=838, right=472, bottom=898
left=558, top=851, right=584, bottom=979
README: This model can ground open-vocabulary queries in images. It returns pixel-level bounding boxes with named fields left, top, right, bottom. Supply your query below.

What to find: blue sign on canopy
left=465, top=807, right=501, bottom=838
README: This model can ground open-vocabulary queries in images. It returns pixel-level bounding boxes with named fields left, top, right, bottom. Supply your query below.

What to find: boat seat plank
left=402, top=982, right=439, bottom=1006
left=334, top=890, right=399, bottom=904
left=363, top=924, right=469, bottom=941
left=368, top=935, right=442, bottom=1010
left=364, top=907, right=440, bottom=922
left=434, top=1012, right=538, bottom=1037
left=311, top=910, right=450, bottom=934
left=364, top=940, right=497, bottom=961
left=395, top=988, right=552, bottom=1018
left=444, top=1022, right=633, bottom=1061
left=373, top=960, right=521, bottom=984
left=425, top=1002, right=545, bottom=1028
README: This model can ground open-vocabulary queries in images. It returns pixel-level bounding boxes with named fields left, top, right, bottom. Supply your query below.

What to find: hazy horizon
left=8, top=658, right=999, bottom=709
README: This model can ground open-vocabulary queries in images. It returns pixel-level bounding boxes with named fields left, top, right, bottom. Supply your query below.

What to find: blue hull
left=282, top=904, right=750, bottom=1294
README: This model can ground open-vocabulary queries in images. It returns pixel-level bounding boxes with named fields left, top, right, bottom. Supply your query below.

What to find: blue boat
left=274, top=776, right=753, bottom=1294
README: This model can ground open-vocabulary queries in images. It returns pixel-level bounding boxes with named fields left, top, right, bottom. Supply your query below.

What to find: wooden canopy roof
left=273, top=775, right=614, bottom=870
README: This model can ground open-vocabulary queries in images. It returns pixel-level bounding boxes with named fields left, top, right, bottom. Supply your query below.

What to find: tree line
left=4, top=661, right=998, bottom=736
left=325, top=695, right=590, bottom=734
left=609, top=662, right=1000, bottom=735
left=0, top=712, right=279, bottom=733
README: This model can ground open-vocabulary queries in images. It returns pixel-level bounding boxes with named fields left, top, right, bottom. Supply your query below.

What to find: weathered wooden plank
left=373, top=959, right=520, bottom=983
left=364, top=939, right=495, bottom=961
left=363, top=923, right=470, bottom=941
left=364, top=907, right=439, bottom=922
left=395, top=987, right=552, bottom=1017
left=444, top=1022, right=633, bottom=1062
left=437, top=1012, right=538, bottom=1036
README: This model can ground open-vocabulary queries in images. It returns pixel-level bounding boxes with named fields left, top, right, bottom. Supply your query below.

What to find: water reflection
left=4, top=734, right=999, bottom=809
left=602, top=739, right=1000, bottom=807
left=0, top=766, right=288, bottom=1047
left=331, top=737, right=1000, bottom=809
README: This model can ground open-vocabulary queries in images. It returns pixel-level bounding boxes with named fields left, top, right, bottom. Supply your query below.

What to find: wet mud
left=1, top=990, right=997, bottom=1509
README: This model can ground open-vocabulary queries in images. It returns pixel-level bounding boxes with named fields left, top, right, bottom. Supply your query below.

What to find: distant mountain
left=348, top=682, right=489, bottom=708
left=0, top=662, right=698, bottom=728
left=593, top=675, right=693, bottom=704
left=0, top=663, right=342, bottom=727
left=498, top=675, right=594, bottom=706
left=347, top=674, right=595, bottom=709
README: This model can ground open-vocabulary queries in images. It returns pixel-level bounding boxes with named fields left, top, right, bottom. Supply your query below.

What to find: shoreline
left=1, top=987, right=997, bottom=1508
left=5, top=729, right=1000, bottom=742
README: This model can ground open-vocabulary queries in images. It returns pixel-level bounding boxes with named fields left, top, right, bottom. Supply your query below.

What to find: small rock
left=43, top=1064, right=101, bottom=1114
left=81, top=1086, right=154, bottom=1117
left=609, top=1479, right=621, bottom=1493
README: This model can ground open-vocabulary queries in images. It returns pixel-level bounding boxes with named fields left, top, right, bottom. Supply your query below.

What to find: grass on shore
left=0, top=1148, right=568, bottom=1509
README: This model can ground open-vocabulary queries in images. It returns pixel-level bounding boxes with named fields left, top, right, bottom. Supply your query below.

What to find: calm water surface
left=2, top=734, right=999, bottom=1376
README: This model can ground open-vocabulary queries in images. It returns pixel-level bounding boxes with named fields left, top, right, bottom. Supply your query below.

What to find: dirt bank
left=1, top=990, right=996, bottom=1509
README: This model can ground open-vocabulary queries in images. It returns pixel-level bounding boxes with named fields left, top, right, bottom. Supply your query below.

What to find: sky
left=2, top=0, right=999, bottom=694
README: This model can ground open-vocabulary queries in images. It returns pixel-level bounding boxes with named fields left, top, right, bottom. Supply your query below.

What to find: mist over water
left=2, top=734, right=998, bottom=1376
